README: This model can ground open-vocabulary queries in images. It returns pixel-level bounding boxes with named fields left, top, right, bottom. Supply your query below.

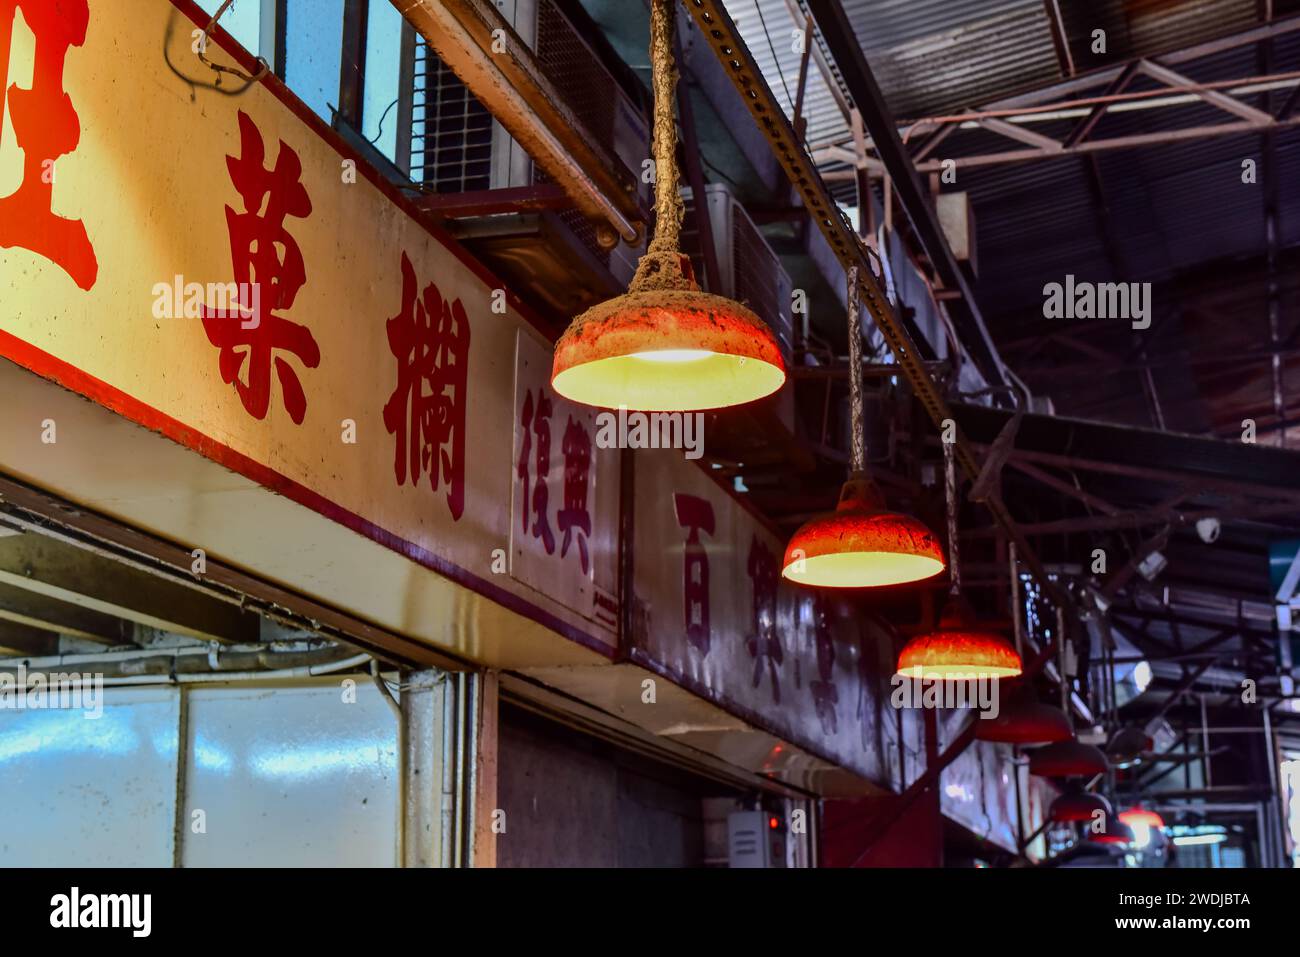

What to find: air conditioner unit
left=681, top=184, right=795, bottom=363
left=411, top=0, right=649, bottom=287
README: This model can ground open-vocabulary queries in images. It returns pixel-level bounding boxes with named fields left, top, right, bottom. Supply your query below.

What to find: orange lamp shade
left=1028, top=740, right=1109, bottom=778
left=975, top=699, right=1074, bottom=744
left=1089, top=821, right=1135, bottom=845
left=1119, top=807, right=1165, bottom=830
left=1049, top=790, right=1112, bottom=823
left=781, top=478, right=944, bottom=588
left=551, top=288, right=786, bottom=411
left=895, top=596, right=1023, bottom=680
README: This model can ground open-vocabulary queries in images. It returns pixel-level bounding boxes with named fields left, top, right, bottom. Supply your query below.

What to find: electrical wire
left=753, top=0, right=795, bottom=113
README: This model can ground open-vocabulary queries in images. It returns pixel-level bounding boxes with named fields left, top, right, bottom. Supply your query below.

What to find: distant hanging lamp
left=975, top=694, right=1074, bottom=744
left=1028, top=739, right=1109, bottom=778
left=1088, top=820, right=1135, bottom=846
left=895, top=440, right=1023, bottom=679
left=551, top=0, right=785, bottom=411
left=781, top=267, right=945, bottom=588
left=1118, top=806, right=1165, bottom=830
left=1049, top=789, right=1113, bottom=823
left=1106, top=725, right=1154, bottom=770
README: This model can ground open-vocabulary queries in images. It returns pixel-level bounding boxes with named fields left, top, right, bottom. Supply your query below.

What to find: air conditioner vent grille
left=535, top=0, right=616, bottom=146
left=413, top=41, right=494, bottom=193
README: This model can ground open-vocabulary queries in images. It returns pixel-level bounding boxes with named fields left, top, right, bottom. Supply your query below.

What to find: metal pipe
left=14, top=652, right=375, bottom=686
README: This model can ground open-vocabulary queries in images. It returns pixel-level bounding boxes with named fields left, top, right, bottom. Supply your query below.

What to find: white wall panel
left=179, top=680, right=399, bottom=867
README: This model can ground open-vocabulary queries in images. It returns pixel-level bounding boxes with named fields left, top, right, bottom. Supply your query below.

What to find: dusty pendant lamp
left=895, top=439, right=1022, bottom=679
left=1049, top=790, right=1113, bottom=823
left=975, top=695, right=1074, bottom=744
left=781, top=268, right=944, bottom=588
left=1106, top=725, right=1154, bottom=770
left=897, top=596, right=1023, bottom=680
left=1118, top=806, right=1165, bottom=832
left=551, top=0, right=785, bottom=411
left=1088, top=820, right=1135, bottom=846
left=1028, top=740, right=1109, bottom=778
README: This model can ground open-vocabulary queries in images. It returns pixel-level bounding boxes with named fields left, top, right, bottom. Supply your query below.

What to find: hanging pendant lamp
left=1028, top=739, right=1109, bottom=778
left=1118, top=806, right=1165, bottom=830
left=1118, top=806, right=1163, bottom=849
left=975, top=694, right=1074, bottom=744
left=1049, top=789, right=1113, bottom=823
left=1106, top=725, right=1154, bottom=770
left=894, top=439, right=1022, bottom=679
left=1088, top=820, right=1135, bottom=846
left=551, top=0, right=785, bottom=411
left=781, top=267, right=944, bottom=588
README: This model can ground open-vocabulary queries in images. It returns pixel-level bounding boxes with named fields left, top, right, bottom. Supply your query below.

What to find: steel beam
left=0, top=534, right=259, bottom=644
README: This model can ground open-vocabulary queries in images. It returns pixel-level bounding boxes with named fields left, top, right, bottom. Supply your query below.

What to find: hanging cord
left=629, top=0, right=694, bottom=293
left=944, top=436, right=960, bottom=597
left=847, top=265, right=867, bottom=475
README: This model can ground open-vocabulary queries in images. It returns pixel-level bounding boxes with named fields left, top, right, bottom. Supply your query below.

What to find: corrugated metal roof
left=841, top=0, right=1062, bottom=120
left=725, top=0, right=1300, bottom=431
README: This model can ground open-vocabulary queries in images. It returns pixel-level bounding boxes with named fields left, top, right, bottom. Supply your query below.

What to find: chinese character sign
left=558, top=416, right=593, bottom=574
left=0, top=0, right=97, bottom=290
left=746, top=534, right=783, bottom=703
left=203, top=111, right=319, bottom=425
left=383, top=250, right=470, bottom=521
left=674, top=493, right=714, bottom=654
left=528, top=389, right=555, bottom=553
left=517, top=388, right=594, bottom=572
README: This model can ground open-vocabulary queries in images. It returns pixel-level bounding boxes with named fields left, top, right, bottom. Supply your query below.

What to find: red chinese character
left=516, top=390, right=534, bottom=533
left=203, top=111, right=319, bottom=424
left=674, top=493, right=714, bottom=654
left=558, top=416, right=592, bottom=573
left=383, top=250, right=470, bottom=521
left=529, top=391, right=554, bottom=553
left=746, top=535, right=783, bottom=703
left=0, top=0, right=96, bottom=289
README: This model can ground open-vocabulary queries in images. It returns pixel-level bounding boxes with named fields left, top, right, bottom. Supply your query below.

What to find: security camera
left=1195, top=517, right=1221, bottom=544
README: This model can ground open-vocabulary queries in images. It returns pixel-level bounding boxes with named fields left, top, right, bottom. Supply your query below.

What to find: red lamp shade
left=782, top=478, right=945, bottom=588
left=975, top=698, right=1074, bottom=744
left=896, top=595, right=1023, bottom=680
left=1049, top=790, right=1112, bottom=823
left=552, top=288, right=786, bottom=411
left=1119, top=807, right=1165, bottom=830
left=1028, top=740, right=1109, bottom=777
left=1106, top=725, right=1154, bottom=769
left=1089, top=820, right=1135, bottom=845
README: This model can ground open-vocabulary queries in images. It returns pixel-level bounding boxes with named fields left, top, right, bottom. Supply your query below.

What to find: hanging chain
left=847, top=266, right=866, bottom=475
left=945, top=436, right=960, bottom=596
left=629, top=0, right=694, bottom=293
